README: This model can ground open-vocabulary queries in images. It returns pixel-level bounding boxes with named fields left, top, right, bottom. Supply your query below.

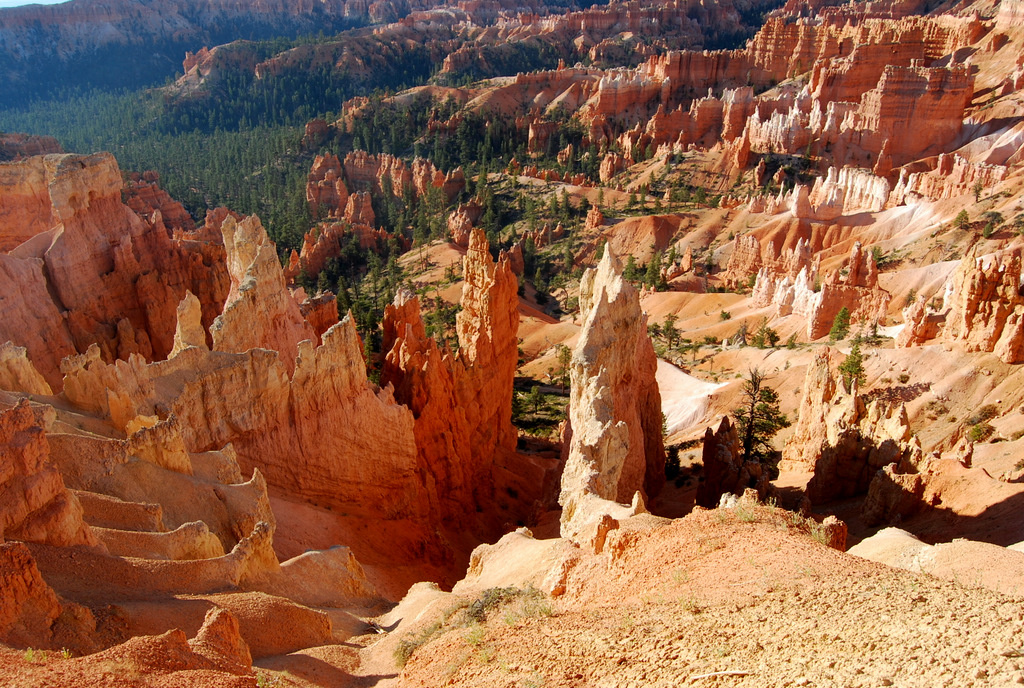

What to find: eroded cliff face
left=0, top=401, right=96, bottom=548
left=782, top=348, right=922, bottom=504
left=895, top=246, right=1024, bottom=361
left=748, top=240, right=889, bottom=339
left=0, top=153, right=229, bottom=389
left=59, top=246, right=424, bottom=534
left=381, top=228, right=534, bottom=533
left=211, top=214, right=315, bottom=372
left=558, top=247, right=664, bottom=541
left=941, top=246, right=1024, bottom=363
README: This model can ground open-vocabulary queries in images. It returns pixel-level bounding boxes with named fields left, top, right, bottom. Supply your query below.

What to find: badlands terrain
left=4, top=0, right=1024, bottom=684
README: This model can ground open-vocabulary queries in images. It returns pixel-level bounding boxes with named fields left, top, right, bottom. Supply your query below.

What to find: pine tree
left=732, top=368, right=791, bottom=479
left=624, top=255, right=640, bottom=282
left=829, top=307, right=851, bottom=341
left=955, top=210, right=970, bottom=230
left=645, top=250, right=662, bottom=288
left=662, top=313, right=679, bottom=349
left=839, top=341, right=866, bottom=389
left=527, top=385, right=544, bottom=413
left=554, top=344, right=572, bottom=392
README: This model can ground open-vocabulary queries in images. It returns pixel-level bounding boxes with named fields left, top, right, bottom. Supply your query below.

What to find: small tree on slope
left=733, top=368, right=791, bottom=479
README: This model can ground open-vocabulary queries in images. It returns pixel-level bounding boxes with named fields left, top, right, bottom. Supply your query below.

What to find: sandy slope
left=387, top=505, right=1024, bottom=688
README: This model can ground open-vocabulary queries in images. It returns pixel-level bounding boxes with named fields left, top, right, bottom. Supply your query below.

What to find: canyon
left=4, top=0, right=1024, bottom=684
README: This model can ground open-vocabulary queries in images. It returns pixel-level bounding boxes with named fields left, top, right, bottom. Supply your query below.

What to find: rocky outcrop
left=584, top=206, right=605, bottom=233
left=598, top=152, right=627, bottom=183
left=890, top=154, right=1008, bottom=206
left=895, top=294, right=944, bottom=349
left=807, top=167, right=891, bottom=218
left=211, top=214, right=315, bottom=370
left=0, top=153, right=229, bottom=388
left=123, top=171, right=195, bottom=233
left=187, top=607, right=252, bottom=674
left=0, top=542, right=64, bottom=649
left=59, top=320, right=431, bottom=568
left=859, top=436, right=976, bottom=526
left=0, top=133, right=62, bottom=161
left=782, top=348, right=923, bottom=504
left=170, top=291, right=209, bottom=358
left=183, top=326, right=420, bottom=523
left=447, top=201, right=482, bottom=247
left=940, top=247, right=1024, bottom=363
left=344, top=191, right=376, bottom=226
left=846, top=62, right=973, bottom=167
left=806, top=242, right=890, bottom=339
left=0, top=155, right=58, bottom=252
left=306, top=153, right=350, bottom=219
left=299, top=291, right=340, bottom=341
left=381, top=229, right=520, bottom=527
left=0, top=343, right=52, bottom=395
left=285, top=221, right=394, bottom=283
left=861, top=464, right=927, bottom=527
left=342, top=150, right=464, bottom=204
left=695, top=416, right=774, bottom=508
left=752, top=241, right=889, bottom=339
left=724, top=234, right=767, bottom=288
left=0, top=401, right=97, bottom=548
left=559, top=247, right=664, bottom=540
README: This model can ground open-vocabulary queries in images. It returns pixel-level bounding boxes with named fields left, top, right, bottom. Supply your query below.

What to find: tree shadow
left=862, top=382, right=930, bottom=405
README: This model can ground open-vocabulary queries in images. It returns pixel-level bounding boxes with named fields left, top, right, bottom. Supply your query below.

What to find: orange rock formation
left=0, top=153, right=228, bottom=388
left=782, top=348, right=923, bottom=504
left=0, top=402, right=96, bottom=548
left=381, top=229, right=537, bottom=535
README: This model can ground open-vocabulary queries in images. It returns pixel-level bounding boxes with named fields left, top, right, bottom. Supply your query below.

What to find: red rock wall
left=0, top=153, right=229, bottom=388
left=0, top=401, right=96, bottom=548
left=381, top=229, right=521, bottom=531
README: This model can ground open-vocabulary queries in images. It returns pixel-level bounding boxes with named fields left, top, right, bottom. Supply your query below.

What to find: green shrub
left=394, top=622, right=442, bottom=668
left=969, top=422, right=995, bottom=443
left=955, top=209, right=970, bottom=230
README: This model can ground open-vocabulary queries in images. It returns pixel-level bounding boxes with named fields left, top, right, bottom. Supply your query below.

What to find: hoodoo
left=558, top=247, right=665, bottom=541
left=4, top=0, right=1024, bottom=681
